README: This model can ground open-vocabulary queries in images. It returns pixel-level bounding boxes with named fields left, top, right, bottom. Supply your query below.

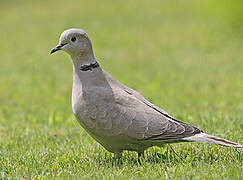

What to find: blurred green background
left=0, top=0, right=242, bottom=179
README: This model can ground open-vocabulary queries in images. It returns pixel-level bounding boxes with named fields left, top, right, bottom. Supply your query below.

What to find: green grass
left=0, top=0, right=243, bottom=179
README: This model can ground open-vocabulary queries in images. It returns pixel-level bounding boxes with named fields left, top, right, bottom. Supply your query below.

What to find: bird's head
left=50, top=28, right=93, bottom=58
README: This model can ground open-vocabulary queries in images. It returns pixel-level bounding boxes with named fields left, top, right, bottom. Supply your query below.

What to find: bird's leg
left=168, top=145, right=183, bottom=161
left=137, top=151, right=144, bottom=164
left=138, top=152, right=144, bottom=158
left=114, top=151, right=122, bottom=159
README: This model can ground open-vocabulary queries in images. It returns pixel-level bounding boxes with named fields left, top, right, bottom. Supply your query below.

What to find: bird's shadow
left=94, top=148, right=182, bottom=167
left=94, top=145, right=242, bottom=167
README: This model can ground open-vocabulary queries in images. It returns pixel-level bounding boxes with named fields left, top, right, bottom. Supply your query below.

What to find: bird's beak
left=50, top=43, right=67, bottom=54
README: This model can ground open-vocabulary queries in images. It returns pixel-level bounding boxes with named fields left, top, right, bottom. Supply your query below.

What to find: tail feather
left=183, top=133, right=243, bottom=148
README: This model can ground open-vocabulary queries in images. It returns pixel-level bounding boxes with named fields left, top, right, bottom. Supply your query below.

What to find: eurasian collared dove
left=50, top=28, right=242, bottom=158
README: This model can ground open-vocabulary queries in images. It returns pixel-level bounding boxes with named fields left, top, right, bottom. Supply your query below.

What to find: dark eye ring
left=71, top=37, right=76, bottom=42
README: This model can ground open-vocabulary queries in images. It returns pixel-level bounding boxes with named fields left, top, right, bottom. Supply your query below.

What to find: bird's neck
left=71, top=53, right=97, bottom=106
left=72, top=52, right=107, bottom=87
left=71, top=53, right=110, bottom=109
left=71, top=53, right=100, bottom=85
left=71, top=53, right=97, bottom=68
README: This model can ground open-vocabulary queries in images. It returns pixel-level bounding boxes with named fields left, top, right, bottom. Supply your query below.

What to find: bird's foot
left=137, top=152, right=144, bottom=165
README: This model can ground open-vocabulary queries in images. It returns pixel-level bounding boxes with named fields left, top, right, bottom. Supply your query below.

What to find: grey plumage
left=51, top=28, right=242, bottom=158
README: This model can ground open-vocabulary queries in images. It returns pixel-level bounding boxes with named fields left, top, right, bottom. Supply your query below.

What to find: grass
left=0, top=0, right=243, bottom=179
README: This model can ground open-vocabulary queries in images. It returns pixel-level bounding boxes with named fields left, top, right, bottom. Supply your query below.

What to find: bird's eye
left=71, top=37, right=76, bottom=42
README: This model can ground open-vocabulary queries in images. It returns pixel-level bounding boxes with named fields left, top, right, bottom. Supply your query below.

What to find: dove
left=50, top=28, right=242, bottom=159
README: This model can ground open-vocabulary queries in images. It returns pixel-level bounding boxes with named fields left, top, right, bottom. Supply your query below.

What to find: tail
left=183, top=133, right=243, bottom=148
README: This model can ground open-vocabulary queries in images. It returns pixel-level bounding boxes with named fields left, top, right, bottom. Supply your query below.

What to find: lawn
left=0, top=0, right=242, bottom=179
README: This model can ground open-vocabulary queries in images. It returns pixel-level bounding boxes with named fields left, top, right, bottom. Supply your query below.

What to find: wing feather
left=109, top=84, right=203, bottom=142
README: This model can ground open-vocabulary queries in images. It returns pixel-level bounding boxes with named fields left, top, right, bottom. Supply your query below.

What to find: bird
left=50, top=28, right=242, bottom=159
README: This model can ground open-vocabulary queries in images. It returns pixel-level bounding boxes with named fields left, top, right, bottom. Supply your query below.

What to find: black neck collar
left=80, top=61, right=99, bottom=71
